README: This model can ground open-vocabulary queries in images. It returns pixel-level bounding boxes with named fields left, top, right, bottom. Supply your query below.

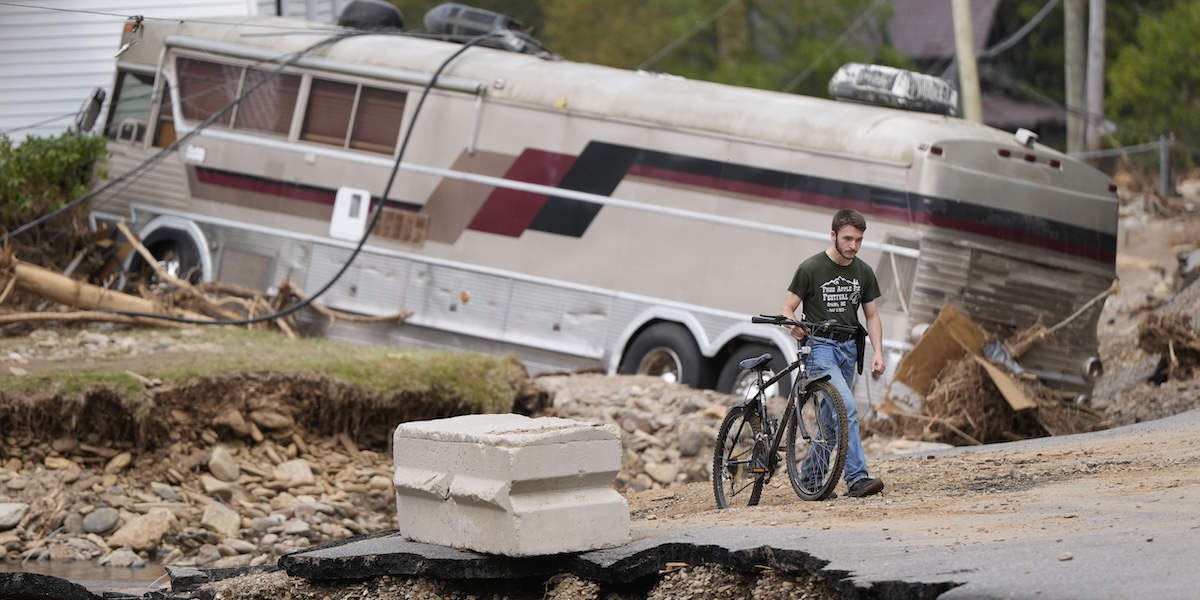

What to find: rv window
left=302, top=79, right=356, bottom=147
left=349, top=86, right=405, bottom=154
left=104, top=70, right=154, bottom=141
left=178, top=58, right=237, bottom=126
left=302, top=78, right=405, bottom=154
left=234, top=68, right=301, bottom=136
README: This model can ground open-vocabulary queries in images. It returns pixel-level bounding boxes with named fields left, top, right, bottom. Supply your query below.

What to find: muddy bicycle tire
left=786, top=379, right=848, bottom=501
left=713, top=404, right=764, bottom=508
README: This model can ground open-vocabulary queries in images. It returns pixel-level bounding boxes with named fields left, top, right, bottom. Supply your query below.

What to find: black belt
left=814, top=330, right=855, bottom=342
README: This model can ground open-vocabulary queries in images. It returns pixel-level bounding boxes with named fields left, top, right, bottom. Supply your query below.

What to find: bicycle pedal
left=751, top=467, right=766, bottom=474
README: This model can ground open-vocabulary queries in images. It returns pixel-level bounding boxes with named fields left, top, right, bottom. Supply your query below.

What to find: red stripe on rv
left=194, top=167, right=336, bottom=205
left=468, top=149, right=577, bottom=237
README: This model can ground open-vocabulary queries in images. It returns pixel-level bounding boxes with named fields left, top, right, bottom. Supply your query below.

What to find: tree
left=1107, top=0, right=1200, bottom=164
left=541, top=0, right=907, bottom=96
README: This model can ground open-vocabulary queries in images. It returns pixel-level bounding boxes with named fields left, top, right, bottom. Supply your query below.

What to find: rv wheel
left=716, top=343, right=789, bottom=398
left=619, top=323, right=703, bottom=388
left=130, top=231, right=204, bottom=287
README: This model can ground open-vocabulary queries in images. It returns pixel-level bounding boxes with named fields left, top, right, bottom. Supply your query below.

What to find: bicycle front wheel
left=713, top=405, right=764, bottom=508
left=786, top=379, right=848, bottom=501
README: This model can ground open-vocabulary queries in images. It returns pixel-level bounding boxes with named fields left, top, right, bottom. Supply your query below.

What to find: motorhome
left=90, top=9, right=1119, bottom=408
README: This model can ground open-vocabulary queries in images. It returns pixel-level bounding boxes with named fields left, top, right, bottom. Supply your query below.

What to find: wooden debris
left=1137, top=312, right=1200, bottom=379
left=1, top=248, right=211, bottom=322
left=877, top=302, right=1111, bottom=446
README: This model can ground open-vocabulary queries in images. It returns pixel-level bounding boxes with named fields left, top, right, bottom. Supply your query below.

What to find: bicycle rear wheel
left=786, top=379, right=848, bottom=501
left=713, top=404, right=764, bottom=508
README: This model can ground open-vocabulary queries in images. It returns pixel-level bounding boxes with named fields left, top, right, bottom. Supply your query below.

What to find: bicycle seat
left=739, top=353, right=774, bottom=371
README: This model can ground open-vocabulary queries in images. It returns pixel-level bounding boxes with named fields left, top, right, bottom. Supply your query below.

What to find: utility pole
left=952, top=0, right=983, bottom=123
left=1065, top=0, right=1086, bottom=154
left=1085, top=0, right=1106, bottom=154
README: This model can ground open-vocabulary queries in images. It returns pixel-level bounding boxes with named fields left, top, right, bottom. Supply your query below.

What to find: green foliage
left=1107, top=0, right=1200, bottom=165
left=540, top=0, right=907, bottom=96
left=0, top=131, right=108, bottom=227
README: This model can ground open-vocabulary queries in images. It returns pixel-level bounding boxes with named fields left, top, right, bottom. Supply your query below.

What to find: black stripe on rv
left=527, top=142, right=639, bottom=237
left=532, top=141, right=1115, bottom=263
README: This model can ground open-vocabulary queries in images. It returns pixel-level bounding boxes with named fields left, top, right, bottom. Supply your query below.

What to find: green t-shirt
left=787, top=251, right=882, bottom=328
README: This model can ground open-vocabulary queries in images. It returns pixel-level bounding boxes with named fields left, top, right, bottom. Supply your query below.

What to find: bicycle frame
left=742, top=345, right=816, bottom=481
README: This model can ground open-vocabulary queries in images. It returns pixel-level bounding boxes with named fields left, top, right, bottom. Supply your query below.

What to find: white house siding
left=262, top=0, right=350, bottom=24
left=0, top=0, right=342, bottom=143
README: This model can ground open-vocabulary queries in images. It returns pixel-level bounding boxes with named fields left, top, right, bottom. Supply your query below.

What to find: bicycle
left=713, top=314, right=855, bottom=508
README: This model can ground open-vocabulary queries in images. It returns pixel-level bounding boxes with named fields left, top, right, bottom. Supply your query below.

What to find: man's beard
left=836, top=240, right=856, bottom=260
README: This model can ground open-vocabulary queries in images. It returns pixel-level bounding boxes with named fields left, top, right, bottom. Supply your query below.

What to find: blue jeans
left=803, top=337, right=870, bottom=485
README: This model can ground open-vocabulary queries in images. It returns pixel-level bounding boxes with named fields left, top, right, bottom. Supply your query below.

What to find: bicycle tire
left=786, top=379, right=848, bottom=501
left=713, top=404, right=764, bottom=508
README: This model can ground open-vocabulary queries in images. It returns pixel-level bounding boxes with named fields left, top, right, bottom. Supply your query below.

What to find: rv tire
left=619, top=323, right=704, bottom=388
left=717, top=343, right=789, bottom=397
left=131, top=230, right=204, bottom=286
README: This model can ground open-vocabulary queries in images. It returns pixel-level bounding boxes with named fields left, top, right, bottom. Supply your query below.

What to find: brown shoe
left=847, top=478, right=884, bottom=498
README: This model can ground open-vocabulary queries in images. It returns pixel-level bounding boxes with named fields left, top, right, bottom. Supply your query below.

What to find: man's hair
left=831, top=208, right=867, bottom=233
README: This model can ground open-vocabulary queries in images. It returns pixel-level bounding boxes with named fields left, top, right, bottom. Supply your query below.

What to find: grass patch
left=0, top=326, right=530, bottom=414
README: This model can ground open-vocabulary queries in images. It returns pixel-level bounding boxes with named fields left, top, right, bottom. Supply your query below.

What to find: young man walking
left=781, top=208, right=886, bottom=498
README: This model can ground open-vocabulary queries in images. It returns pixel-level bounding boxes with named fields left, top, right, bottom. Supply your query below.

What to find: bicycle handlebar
left=752, top=314, right=858, bottom=338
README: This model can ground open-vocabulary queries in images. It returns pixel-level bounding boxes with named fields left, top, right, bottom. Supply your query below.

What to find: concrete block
left=392, top=413, right=629, bottom=557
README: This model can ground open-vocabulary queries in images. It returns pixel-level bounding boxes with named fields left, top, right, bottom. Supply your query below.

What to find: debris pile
left=1137, top=312, right=1200, bottom=380
left=881, top=340, right=1108, bottom=445
left=1, top=223, right=405, bottom=336
left=875, top=304, right=1110, bottom=446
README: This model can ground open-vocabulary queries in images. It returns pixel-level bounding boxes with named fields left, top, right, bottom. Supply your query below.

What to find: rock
left=195, top=543, right=222, bottom=566
left=0, top=572, right=96, bottom=600
left=678, top=429, right=706, bottom=457
left=644, top=461, right=680, bottom=485
left=201, top=502, right=241, bottom=536
left=282, top=518, right=311, bottom=537
left=151, top=482, right=183, bottom=502
left=249, top=410, right=293, bottom=430
left=274, top=459, right=315, bottom=487
left=201, top=475, right=233, bottom=502
left=44, top=456, right=75, bottom=470
left=78, top=332, right=110, bottom=346
left=0, top=503, right=28, bottom=530
left=82, top=507, right=120, bottom=534
left=213, top=410, right=251, bottom=438
left=223, top=538, right=257, bottom=554
left=208, top=445, right=241, bottom=482
left=212, top=553, right=255, bottom=568
left=250, top=514, right=284, bottom=533
left=0, top=531, right=22, bottom=550
left=104, top=452, right=132, bottom=474
left=50, top=436, right=78, bottom=453
left=99, top=546, right=146, bottom=568
left=107, top=507, right=176, bottom=551
left=62, top=513, right=84, bottom=535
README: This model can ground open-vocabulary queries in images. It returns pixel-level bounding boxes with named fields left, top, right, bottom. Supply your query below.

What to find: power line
left=780, top=0, right=884, bottom=93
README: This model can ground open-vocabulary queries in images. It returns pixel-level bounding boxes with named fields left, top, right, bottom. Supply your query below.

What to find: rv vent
left=338, top=0, right=404, bottom=30
left=424, top=3, right=522, bottom=38
left=829, top=63, right=957, bottom=117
